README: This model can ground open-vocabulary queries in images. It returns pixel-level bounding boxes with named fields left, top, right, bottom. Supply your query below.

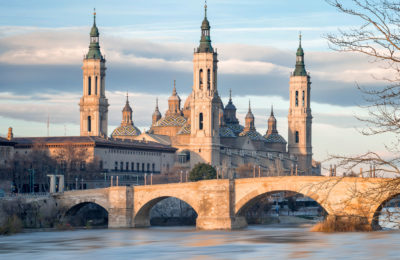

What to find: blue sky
left=0, top=0, right=392, bottom=165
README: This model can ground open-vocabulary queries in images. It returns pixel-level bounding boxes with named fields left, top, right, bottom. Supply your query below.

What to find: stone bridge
left=53, top=176, right=400, bottom=230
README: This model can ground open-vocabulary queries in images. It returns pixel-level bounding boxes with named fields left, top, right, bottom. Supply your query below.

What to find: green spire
left=293, top=33, right=307, bottom=76
left=197, top=1, right=213, bottom=53
left=86, top=9, right=103, bottom=60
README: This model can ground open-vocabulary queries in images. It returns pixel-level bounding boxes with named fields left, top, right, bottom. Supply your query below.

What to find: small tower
left=152, top=98, right=162, bottom=125
left=7, top=127, right=13, bottom=140
left=288, top=34, right=313, bottom=174
left=121, top=93, right=133, bottom=127
left=166, top=80, right=182, bottom=116
left=244, top=101, right=255, bottom=132
left=266, top=106, right=278, bottom=136
left=190, top=2, right=220, bottom=167
left=224, top=89, right=239, bottom=125
left=80, top=10, right=109, bottom=137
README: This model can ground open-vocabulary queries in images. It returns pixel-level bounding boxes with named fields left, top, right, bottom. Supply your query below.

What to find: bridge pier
left=108, top=208, right=133, bottom=228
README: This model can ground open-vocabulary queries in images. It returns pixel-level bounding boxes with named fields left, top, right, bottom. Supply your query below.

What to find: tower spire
left=271, top=105, right=274, bottom=116
left=293, top=32, right=307, bottom=76
left=229, top=89, right=232, bottom=102
left=172, top=80, right=177, bottom=96
left=197, top=1, right=213, bottom=53
left=86, top=9, right=103, bottom=60
left=205, top=0, right=207, bottom=18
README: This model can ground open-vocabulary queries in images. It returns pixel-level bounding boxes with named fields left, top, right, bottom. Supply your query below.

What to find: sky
left=0, top=0, right=393, bottom=167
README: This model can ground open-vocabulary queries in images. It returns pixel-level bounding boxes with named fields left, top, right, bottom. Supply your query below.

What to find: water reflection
left=0, top=226, right=400, bottom=259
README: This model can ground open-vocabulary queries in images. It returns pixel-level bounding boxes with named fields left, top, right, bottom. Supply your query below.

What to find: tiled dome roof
left=111, top=125, right=141, bottom=137
left=177, top=123, right=191, bottom=135
left=154, top=115, right=187, bottom=127
left=239, top=130, right=264, bottom=141
left=227, top=123, right=244, bottom=136
left=264, top=133, right=287, bottom=144
left=219, top=126, right=236, bottom=138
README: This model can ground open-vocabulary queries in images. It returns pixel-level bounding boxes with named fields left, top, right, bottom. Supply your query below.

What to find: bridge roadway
left=53, top=176, right=399, bottom=230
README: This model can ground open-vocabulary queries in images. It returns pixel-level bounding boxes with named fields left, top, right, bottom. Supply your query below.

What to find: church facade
left=107, top=5, right=320, bottom=175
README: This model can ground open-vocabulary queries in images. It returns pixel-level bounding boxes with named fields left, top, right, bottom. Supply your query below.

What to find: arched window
left=295, top=91, right=298, bottom=107
left=302, top=90, right=305, bottom=107
left=88, top=77, right=91, bottom=95
left=87, top=116, right=91, bottom=132
left=199, top=69, right=203, bottom=89
left=95, top=76, right=98, bottom=95
left=207, top=69, right=211, bottom=90
left=295, top=131, right=299, bottom=143
left=199, top=113, right=204, bottom=130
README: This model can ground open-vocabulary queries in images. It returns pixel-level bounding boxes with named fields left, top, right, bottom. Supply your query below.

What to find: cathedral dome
left=111, top=125, right=141, bottom=137
left=219, top=126, right=236, bottom=138
left=264, top=133, right=287, bottom=144
left=227, top=124, right=244, bottom=136
left=154, top=114, right=187, bottom=127
left=239, top=130, right=264, bottom=141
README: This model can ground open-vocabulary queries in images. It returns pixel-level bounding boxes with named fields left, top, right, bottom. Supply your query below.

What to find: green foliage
left=189, top=163, right=216, bottom=182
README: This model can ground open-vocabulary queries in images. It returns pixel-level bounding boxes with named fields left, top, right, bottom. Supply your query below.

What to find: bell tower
left=288, top=34, right=313, bottom=174
left=80, top=10, right=109, bottom=137
left=190, top=2, right=220, bottom=167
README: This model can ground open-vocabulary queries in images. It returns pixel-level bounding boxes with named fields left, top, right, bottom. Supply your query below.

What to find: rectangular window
left=95, top=76, right=98, bottom=95
left=199, top=113, right=204, bottom=130
left=295, top=131, right=299, bottom=143
left=88, top=76, right=91, bottom=95
left=114, top=161, right=118, bottom=171
left=207, top=69, right=211, bottom=90
left=131, top=162, right=134, bottom=171
left=120, top=161, right=123, bottom=171
left=126, top=162, right=129, bottom=171
left=302, top=91, right=305, bottom=107
left=87, top=116, right=91, bottom=132
left=142, top=163, right=145, bottom=172
left=152, top=163, right=155, bottom=172
left=137, top=163, right=140, bottom=171
left=295, top=91, right=299, bottom=107
left=199, top=69, right=203, bottom=89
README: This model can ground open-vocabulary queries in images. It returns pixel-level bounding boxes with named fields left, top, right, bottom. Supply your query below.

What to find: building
left=125, top=4, right=319, bottom=175
left=4, top=6, right=320, bottom=192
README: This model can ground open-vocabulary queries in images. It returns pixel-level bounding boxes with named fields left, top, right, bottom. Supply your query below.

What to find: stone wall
left=0, top=196, right=58, bottom=228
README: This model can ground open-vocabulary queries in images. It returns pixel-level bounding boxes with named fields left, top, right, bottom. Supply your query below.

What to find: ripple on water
left=1, top=227, right=400, bottom=260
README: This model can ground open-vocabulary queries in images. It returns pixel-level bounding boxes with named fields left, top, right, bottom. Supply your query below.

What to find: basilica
left=1, top=5, right=320, bottom=185
left=103, top=5, right=319, bottom=175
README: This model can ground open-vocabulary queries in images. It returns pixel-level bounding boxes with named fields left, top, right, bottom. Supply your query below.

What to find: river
left=1, top=225, right=400, bottom=259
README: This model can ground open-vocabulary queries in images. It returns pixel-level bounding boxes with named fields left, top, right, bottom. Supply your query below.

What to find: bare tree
left=325, top=0, right=400, bottom=175
left=53, top=143, right=101, bottom=189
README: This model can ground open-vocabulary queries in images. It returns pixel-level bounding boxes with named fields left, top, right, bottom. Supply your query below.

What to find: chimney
left=7, top=127, right=13, bottom=140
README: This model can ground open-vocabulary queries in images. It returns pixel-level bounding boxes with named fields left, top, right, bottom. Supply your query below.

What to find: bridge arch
left=134, top=196, right=199, bottom=227
left=371, top=192, right=400, bottom=229
left=62, top=200, right=109, bottom=227
left=235, top=188, right=330, bottom=217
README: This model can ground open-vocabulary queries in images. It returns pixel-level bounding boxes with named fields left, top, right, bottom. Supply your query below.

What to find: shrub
left=311, top=216, right=372, bottom=232
left=189, top=163, right=216, bottom=182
